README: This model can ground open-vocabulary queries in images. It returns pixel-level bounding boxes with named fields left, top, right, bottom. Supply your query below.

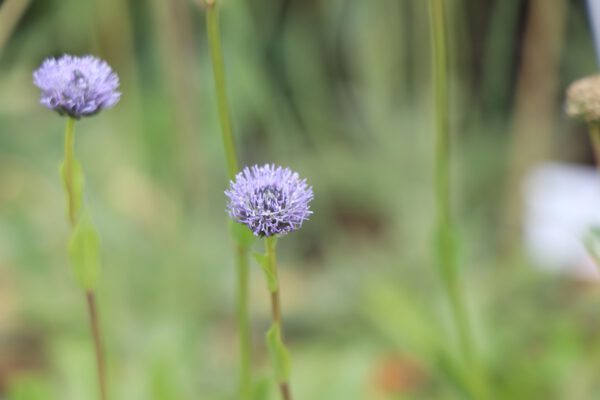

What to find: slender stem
left=236, top=245, right=252, bottom=399
left=206, top=2, right=239, bottom=180
left=428, top=1, right=489, bottom=397
left=86, top=291, right=108, bottom=400
left=64, top=117, right=77, bottom=226
left=589, top=123, right=600, bottom=176
left=205, top=3, right=252, bottom=399
left=265, top=237, right=292, bottom=400
left=63, top=119, right=108, bottom=400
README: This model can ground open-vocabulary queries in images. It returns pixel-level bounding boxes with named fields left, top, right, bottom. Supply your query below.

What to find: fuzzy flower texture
left=566, top=74, right=600, bottom=123
left=33, top=55, right=120, bottom=119
left=226, top=164, right=313, bottom=237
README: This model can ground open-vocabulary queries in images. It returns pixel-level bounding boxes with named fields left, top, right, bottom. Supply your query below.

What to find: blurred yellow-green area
left=1, top=0, right=600, bottom=399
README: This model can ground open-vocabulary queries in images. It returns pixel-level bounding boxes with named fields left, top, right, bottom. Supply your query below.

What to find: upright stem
left=265, top=237, right=292, bottom=400
left=205, top=3, right=252, bottom=399
left=206, top=1, right=238, bottom=179
left=63, top=119, right=108, bottom=400
left=64, top=117, right=77, bottom=226
left=86, top=291, right=108, bottom=400
left=589, top=123, right=600, bottom=176
left=428, top=0, right=487, bottom=396
left=236, top=245, right=252, bottom=398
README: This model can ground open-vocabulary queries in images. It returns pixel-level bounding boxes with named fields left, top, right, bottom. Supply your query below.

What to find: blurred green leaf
left=254, top=251, right=277, bottom=292
left=6, top=374, right=52, bottom=400
left=229, top=220, right=256, bottom=248
left=68, top=211, right=101, bottom=290
left=584, top=227, right=600, bottom=268
left=251, top=377, right=271, bottom=400
left=266, top=324, right=291, bottom=382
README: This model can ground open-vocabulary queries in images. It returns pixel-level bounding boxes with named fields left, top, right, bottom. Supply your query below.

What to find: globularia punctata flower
left=566, top=74, right=600, bottom=123
left=226, top=164, right=313, bottom=237
left=33, top=55, right=121, bottom=119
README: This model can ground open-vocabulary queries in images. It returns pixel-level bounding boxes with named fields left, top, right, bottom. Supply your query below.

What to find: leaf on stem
left=229, top=220, right=256, bottom=248
left=68, top=211, right=101, bottom=290
left=253, top=252, right=278, bottom=292
left=265, top=324, right=291, bottom=382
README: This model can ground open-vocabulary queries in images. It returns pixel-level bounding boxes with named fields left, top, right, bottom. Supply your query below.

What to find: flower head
left=566, top=74, right=600, bottom=123
left=226, top=164, right=313, bottom=237
left=33, top=54, right=121, bottom=119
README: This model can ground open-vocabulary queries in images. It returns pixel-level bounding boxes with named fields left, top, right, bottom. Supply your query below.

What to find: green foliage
left=68, top=211, right=101, bottom=290
left=585, top=227, right=600, bottom=268
left=253, top=251, right=278, bottom=292
left=229, top=220, right=256, bottom=248
left=251, top=377, right=271, bottom=400
left=265, top=324, right=291, bottom=383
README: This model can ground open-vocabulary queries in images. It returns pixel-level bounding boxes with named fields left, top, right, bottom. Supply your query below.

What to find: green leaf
left=229, top=220, right=256, bottom=248
left=60, top=159, right=85, bottom=221
left=251, top=377, right=271, bottom=400
left=253, top=252, right=277, bottom=292
left=68, top=211, right=101, bottom=290
left=585, top=227, right=600, bottom=267
left=265, top=324, right=291, bottom=382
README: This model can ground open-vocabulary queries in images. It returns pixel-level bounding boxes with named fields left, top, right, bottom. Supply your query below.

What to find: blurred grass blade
left=0, top=0, right=30, bottom=56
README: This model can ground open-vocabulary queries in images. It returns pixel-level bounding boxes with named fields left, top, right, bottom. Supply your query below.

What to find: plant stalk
left=64, top=118, right=108, bottom=400
left=428, top=1, right=491, bottom=398
left=589, top=123, right=600, bottom=176
left=86, top=291, right=108, bottom=400
left=265, top=237, right=292, bottom=400
left=205, top=3, right=252, bottom=399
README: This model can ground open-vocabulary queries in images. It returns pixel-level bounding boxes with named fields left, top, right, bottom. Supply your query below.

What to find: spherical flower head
left=566, top=74, right=600, bottom=123
left=226, top=164, right=314, bottom=237
left=33, top=54, right=121, bottom=119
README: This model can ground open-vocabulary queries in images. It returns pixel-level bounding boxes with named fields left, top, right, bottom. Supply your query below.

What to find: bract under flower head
left=225, top=164, right=313, bottom=237
left=33, top=54, right=121, bottom=119
left=566, top=74, right=600, bottom=123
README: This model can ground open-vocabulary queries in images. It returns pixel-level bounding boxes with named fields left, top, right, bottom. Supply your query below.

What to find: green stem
left=64, top=117, right=77, bottom=226
left=86, top=291, right=108, bottom=400
left=428, top=1, right=489, bottom=398
left=63, top=119, right=108, bottom=400
left=206, top=1, right=238, bottom=180
left=205, top=3, right=252, bottom=399
left=265, top=237, right=292, bottom=400
left=589, top=123, right=600, bottom=176
left=236, top=244, right=252, bottom=398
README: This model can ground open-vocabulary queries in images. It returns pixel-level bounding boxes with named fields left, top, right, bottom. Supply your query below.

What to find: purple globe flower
left=226, top=164, right=314, bottom=237
left=33, top=54, right=121, bottom=119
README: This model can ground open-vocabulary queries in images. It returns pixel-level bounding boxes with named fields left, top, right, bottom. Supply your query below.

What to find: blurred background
left=1, top=0, right=600, bottom=398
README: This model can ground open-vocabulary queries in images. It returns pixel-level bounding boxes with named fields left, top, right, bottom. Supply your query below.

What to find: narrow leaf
left=68, top=211, right=101, bottom=290
left=229, top=220, right=256, bottom=248
left=265, top=324, right=291, bottom=382
left=253, top=252, right=278, bottom=292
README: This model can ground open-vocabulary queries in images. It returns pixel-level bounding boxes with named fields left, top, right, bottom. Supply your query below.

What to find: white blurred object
left=587, top=0, right=600, bottom=66
left=523, top=162, right=600, bottom=279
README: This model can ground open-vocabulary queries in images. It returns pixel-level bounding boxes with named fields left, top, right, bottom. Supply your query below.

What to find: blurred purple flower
left=33, top=55, right=121, bottom=119
left=226, top=164, right=313, bottom=237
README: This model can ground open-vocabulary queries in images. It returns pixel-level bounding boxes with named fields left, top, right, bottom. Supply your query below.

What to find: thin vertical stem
left=589, top=123, right=600, bottom=176
left=64, top=117, right=77, bottom=226
left=205, top=3, right=252, bottom=399
left=206, top=1, right=238, bottom=180
left=236, top=245, right=252, bottom=398
left=63, top=119, right=108, bottom=400
left=428, top=1, right=489, bottom=397
left=265, top=237, right=292, bottom=400
left=86, top=291, right=108, bottom=400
